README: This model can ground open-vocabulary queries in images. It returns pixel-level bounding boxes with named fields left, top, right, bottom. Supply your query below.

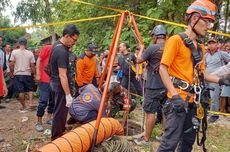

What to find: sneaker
left=35, top=123, right=44, bottom=132
left=43, top=129, right=51, bottom=136
left=134, top=136, right=152, bottom=146
left=45, top=120, right=53, bottom=125
left=208, top=115, right=219, bottom=123
left=5, top=98, right=11, bottom=103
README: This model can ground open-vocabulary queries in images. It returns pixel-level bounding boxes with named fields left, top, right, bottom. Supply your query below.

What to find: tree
left=0, top=16, right=26, bottom=45
left=223, top=0, right=229, bottom=33
left=0, top=0, right=10, bottom=12
left=14, top=0, right=56, bottom=43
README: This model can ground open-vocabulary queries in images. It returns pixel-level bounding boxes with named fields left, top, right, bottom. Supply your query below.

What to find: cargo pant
left=157, top=97, right=197, bottom=152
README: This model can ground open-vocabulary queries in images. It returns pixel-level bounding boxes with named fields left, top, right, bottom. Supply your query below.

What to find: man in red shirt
left=0, top=66, right=7, bottom=142
left=35, top=45, right=54, bottom=132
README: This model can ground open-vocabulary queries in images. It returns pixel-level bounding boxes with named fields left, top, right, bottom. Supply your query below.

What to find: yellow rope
left=1, top=0, right=229, bottom=37
left=0, top=14, right=120, bottom=31
left=208, top=111, right=230, bottom=117
left=71, top=0, right=125, bottom=13
left=134, top=14, right=230, bottom=37
left=72, top=0, right=230, bottom=37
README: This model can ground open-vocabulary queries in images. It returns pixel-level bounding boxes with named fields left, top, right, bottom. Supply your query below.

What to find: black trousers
left=50, top=81, right=68, bottom=139
left=158, top=101, right=197, bottom=152
left=121, top=75, right=142, bottom=96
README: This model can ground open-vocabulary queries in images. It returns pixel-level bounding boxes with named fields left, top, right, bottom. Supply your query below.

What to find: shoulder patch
left=82, top=92, right=93, bottom=103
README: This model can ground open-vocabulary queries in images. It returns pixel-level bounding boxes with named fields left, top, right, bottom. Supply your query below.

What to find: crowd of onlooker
left=204, top=37, right=230, bottom=122
left=0, top=24, right=229, bottom=143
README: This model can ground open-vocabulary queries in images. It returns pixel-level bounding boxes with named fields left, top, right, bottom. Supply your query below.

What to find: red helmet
left=186, top=0, right=217, bottom=21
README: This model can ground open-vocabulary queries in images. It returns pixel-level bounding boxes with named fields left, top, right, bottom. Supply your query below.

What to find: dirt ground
left=0, top=98, right=230, bottom=152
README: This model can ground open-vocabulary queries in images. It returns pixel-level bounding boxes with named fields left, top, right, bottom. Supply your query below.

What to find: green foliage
left=14, top=0, right=49, bottom=24
left=0, top=0, right=11, bottom=12
left=0, top=16, right=26, bottom=46
left=11, top=0, right=229, bottom=52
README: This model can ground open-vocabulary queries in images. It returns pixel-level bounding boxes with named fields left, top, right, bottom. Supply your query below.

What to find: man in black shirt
left=135, top=25, right=167, bottom=145
left=118, top=42, right=142, bottom=97
left=50, top=24, right=80, bottom=140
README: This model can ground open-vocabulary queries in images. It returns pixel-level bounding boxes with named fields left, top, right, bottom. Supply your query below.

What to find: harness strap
left=178, top=33, right=203, bottom=67
left=178, top=33, right=207, bottom=152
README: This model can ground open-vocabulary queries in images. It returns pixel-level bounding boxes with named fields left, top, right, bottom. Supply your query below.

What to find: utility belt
left=170, top=76, right=204, bottom=103
left=170, top=76, right=195, bottom=94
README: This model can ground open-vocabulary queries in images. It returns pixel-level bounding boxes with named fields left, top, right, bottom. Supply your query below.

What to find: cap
left=18, top=37, right=27, bottom=45
left=87, top=42, right=99, bottom=54
left=208, top=37, right=217, bottom=43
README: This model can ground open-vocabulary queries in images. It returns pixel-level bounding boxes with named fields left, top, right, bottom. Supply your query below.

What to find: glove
left=66, top=94, right=73, bottom=107
left=171, top=95, right=187, bottom=113
left=218, top=75, right=230, bottom=86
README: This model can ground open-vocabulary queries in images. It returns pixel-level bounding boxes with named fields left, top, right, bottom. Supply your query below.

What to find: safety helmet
left=18, top=37, right=27, bottom=45
left=150, top=25, right=167, bottom=37
left=186, top=0, right=217, bottom=21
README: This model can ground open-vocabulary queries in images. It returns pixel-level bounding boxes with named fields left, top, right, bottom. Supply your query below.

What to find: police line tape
left=208, top=111, right=230, bottom=117
left=72, top=0, right=230, bottom=37
left=72, top=0, right=125, bottom=13
left=0, top=14, right=120, bottom=31
left=1, top=1, right=229, bottom=37
left=130, top=92, right=230, bottom=117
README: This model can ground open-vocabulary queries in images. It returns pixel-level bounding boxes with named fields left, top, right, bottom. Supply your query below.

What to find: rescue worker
left=135, top=24, right=167, bottom=145
left=50, top=24, right=80, bottom=140
left=157, top=0, right=230, bottom=151
left=69, top=82, right=136, bottom=124
left=76, top=42, right=100, bottom=88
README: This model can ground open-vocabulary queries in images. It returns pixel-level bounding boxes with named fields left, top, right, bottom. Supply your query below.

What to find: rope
left=101, top=138, right=134, bottom=152
left=0, top=14, right=120, bottom=31
left=2, top=0, right=230, bottom=38
left=71, top=0, right=125, bottom=13
left=208, top=111, right=230, bottom=117
left=126, top=27, right=132, bottom=136
left=72, top=0, right=230, bottom=37
left=133, top=14, right=230, bottom=37
left=141, top=79, right=145, bottom=134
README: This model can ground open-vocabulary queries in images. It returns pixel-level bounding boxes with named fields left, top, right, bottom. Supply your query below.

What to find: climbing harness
left=178, top=33, right=208, bottom=152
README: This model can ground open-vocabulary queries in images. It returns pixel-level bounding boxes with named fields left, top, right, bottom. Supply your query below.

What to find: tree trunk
left=224, top=0, right=229, bottom=33
left=44, top=0, right=56, bottom=44
left=212, top=0, right=223, bottom=37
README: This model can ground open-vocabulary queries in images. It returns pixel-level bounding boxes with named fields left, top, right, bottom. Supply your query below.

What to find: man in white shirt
left=9, top=37, right=36, bottom=112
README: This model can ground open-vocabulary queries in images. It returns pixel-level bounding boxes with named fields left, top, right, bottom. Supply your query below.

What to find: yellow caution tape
left=72, top=0, right=125, bottom=13
left=134, top=14, right=187, bottom=28
left=72, top=0, right=230, bottom=37
left=208, top=111, right=230, bottom=117
left=134, top=14, right=230, bottom=37
left=126, top=92, right=230, bottom=117
left=0, top=14, right=120, bottom=31
left=1, top=0, right=229, bottom=37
